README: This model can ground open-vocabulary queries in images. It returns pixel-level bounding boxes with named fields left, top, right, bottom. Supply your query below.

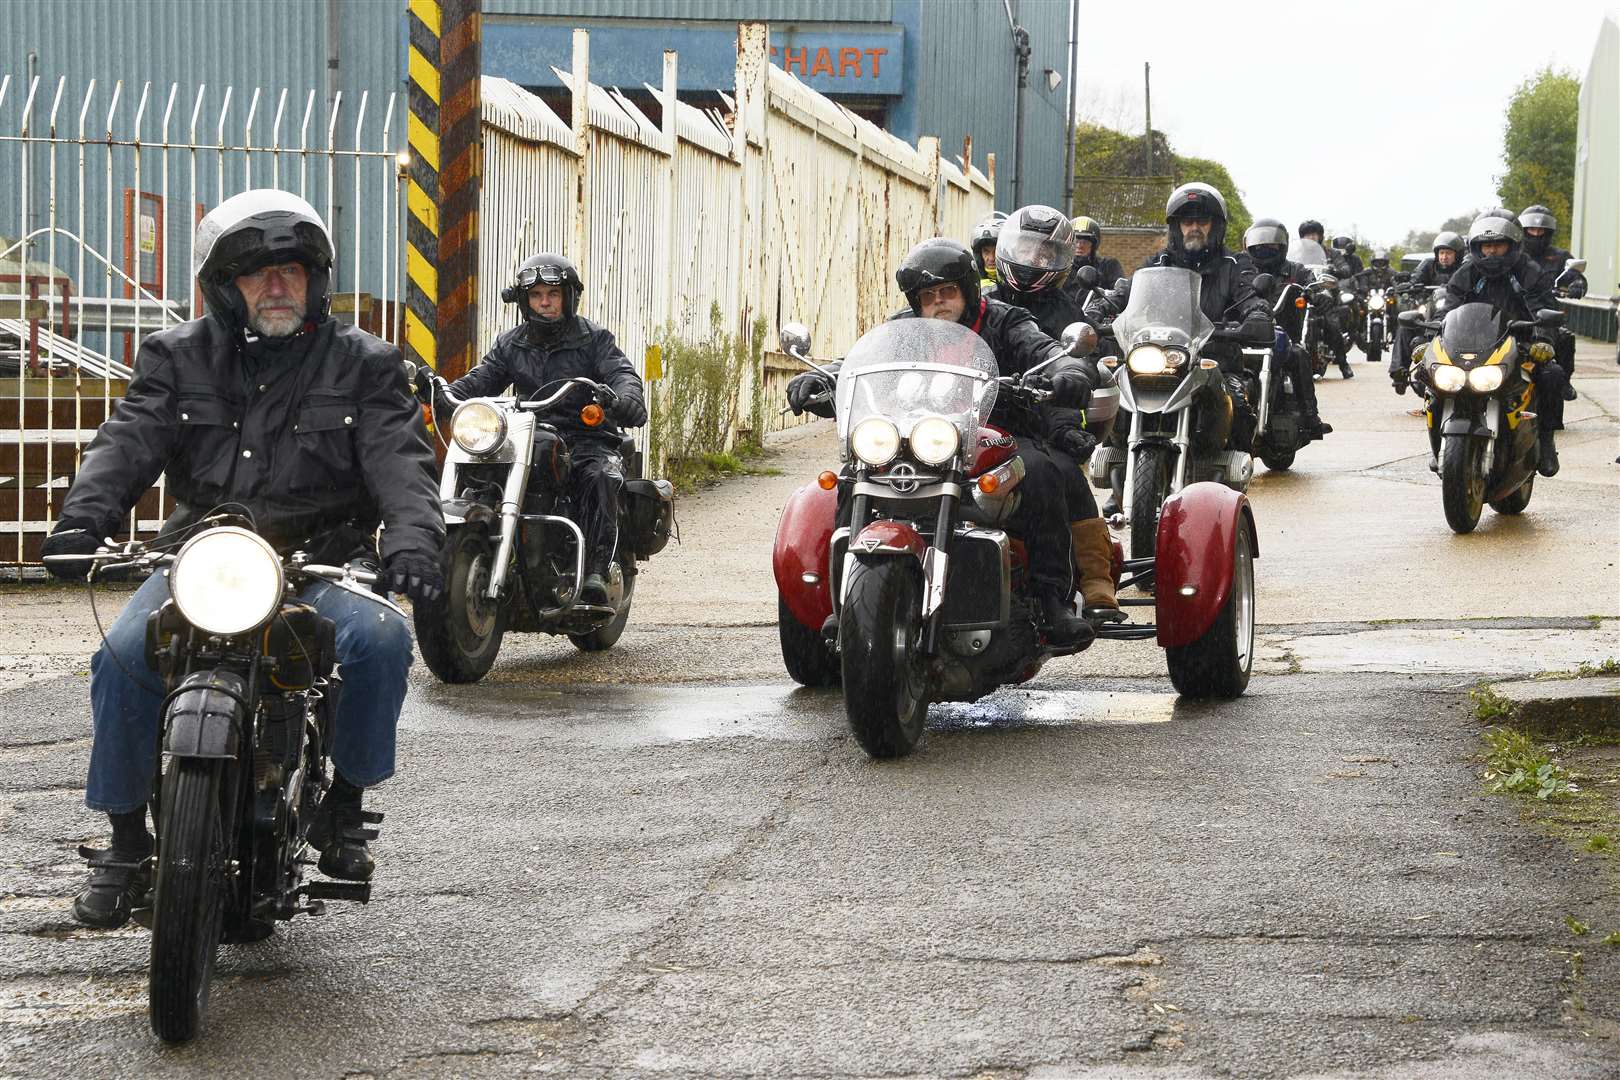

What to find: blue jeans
left=85, top=573, right=413, bottom=813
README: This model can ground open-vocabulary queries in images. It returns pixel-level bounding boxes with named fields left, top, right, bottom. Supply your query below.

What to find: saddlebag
left=623, top=478, right=675, bottom=558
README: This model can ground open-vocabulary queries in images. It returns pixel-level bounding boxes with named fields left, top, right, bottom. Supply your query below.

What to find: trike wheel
left=1165, top=517, right=1255, bottom=699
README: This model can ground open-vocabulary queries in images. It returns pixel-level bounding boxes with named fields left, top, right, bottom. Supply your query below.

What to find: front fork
left=841, top=485, right=959, bottom=659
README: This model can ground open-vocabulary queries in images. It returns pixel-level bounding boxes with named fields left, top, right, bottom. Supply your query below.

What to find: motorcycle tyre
left=570, top=556, right=635, bottom=652
left=1130, top=445, right=1169, bottom=562
left=839, top=559, right=928, bottom=759
left=148, top=758, right=225, bottom=1043
left=1489, top=473, right=1534, bottom=516
left=415, top=528, right=507, bottom=683
left=1165, top=516, right=1255, bottom=699
left=778, top=595, right=839, bottom=687
left=1260, top=447, right=1296, bottom=472
left=1441, top=436, right=1485, bottom=534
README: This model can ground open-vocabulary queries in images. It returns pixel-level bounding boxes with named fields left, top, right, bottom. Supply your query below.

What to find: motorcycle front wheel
left=1130, top=444, right=1170, bottom=561
left=148, top=758, right=226, bottom=1043
left=415, top=527, right=507, bottom=683
left=1441, top=435, right=1486, bottom=534
left=839, top=559, right=928, bottom=758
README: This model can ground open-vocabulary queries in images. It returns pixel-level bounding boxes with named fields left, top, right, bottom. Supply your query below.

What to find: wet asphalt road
left=2, top=344, right=1618, bottom=1077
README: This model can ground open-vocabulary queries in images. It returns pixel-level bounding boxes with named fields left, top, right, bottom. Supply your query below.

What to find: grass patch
left=1482, top=728, right=1578, bottom=800
left=1472, top=686, right=1517, bottom=723
left=1567, top=914, right=1591, bottom=936
left=1585, top=834, right=1612, bottom=852
left=1603, top=931, right=1620, bottom=947
left=1534, top=657, right=1620, bottom=681
left=648, top=304, right=769, bottom=491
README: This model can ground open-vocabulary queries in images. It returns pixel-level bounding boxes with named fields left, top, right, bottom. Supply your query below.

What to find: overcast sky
left=1065, top=0, right=1616, bottom=246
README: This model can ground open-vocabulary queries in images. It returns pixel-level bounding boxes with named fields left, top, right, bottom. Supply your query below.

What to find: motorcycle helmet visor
left=1243, top=222, right=1290, bottom=250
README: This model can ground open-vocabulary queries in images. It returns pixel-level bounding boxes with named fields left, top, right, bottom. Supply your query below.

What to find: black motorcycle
left=47, top=520, right=394, bottom=1042
left=413, top=369, right=674, bottom=682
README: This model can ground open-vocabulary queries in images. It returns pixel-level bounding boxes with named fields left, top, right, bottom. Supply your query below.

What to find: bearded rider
left=787, top=238, right=1096, bottom=646
left=444, top=253, right=647, bottom=606
left=39, top=190, right=444, bottom=927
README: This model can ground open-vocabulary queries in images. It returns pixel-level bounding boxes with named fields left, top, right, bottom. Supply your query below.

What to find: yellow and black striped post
left=406, top=0, right=481, bottom=380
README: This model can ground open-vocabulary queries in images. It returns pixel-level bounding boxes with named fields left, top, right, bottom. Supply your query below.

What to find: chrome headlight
left=1467, top=365, right=1504, bottom=392
left=169, top=527, right=284, bottom=636
left=850, top=417, right=901, bottom=466
left=1340, top=291, right=1355, bottom=303
left=1430, top=365, right=1467, bottom=393
left=451, top=401, right=508, bottom=455
left=1127, top=344, right=1170, bottom=375
left=908, top=416, right=961, bottom=465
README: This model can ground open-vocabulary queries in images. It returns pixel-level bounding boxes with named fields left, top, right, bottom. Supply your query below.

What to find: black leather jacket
left=1088, top=247, right=1272, bottom=366
left=449, top=316, right=647, bottom=445
left=1411, top=257, right=1456, bottom=289
left=1062, top=255, right=1126, bottom=303
left=1527, top=244, right=1587, bottom=297
left=59, top=315, right=443, bottom=562
left=1445, top=253, right=1557, bottom=322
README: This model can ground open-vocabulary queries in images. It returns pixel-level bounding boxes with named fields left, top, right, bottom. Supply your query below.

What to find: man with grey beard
left=40, top=189, right=443, bottom=927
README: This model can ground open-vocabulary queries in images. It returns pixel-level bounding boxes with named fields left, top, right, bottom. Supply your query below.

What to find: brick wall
left=1101, top=227, right=1167, bottom=276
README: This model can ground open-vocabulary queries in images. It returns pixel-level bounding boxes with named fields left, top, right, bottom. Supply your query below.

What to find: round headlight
left=451, top=401, right=507, bottom=455
left=908, top=416, right=961, bottom=465
left=1127, top=345, right=1169, bottom=375
left=169, top=527, right=285, bottom=636
left=1431, top=365, right=1467, bottom=394
left=1340, top=291, right=1355, bottom=303
left=1467, top=365, right=1504, bottom=393
left=850, top=417, right=901, bottom=466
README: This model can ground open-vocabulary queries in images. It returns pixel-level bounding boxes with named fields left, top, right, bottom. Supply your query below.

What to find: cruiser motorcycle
left=1289, top=239, right=1347, bottom=377
left=46, top=520, right=395, bottom=1042
left=413, top=369, right=674, bottom=682
left=1398, top=302, right=1563, bottom=533
left=773, top=319, right=1258, bottom=758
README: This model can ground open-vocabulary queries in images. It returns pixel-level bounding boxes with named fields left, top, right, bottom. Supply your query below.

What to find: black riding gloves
left=786, top=372, right=832, bottom=415
left=1047, top=365, right=1092, bottom=409
left=607, top=394, right=646, bottom=427
left=385, top=551, right=444, bottom=605
left=40, top=521, right=103, bottom=581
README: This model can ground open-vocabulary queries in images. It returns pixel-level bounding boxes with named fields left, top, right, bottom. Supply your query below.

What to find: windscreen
left=835, top=319, right=1000, bottom=449
left=1288, top=238, right=1330, bottom=268
left=1111, top=266, right=1215, bottom=353
left=1439, top=303, right=1506, bottom=357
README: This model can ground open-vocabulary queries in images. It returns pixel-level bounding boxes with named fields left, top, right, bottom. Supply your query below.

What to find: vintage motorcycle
left=46, top=520, right=395, bottom=1042
left=413, top=369, right=674, bottom=682
left=773, top=319, right=1258, bottom=759
left=1398, top=302, right=1563, bottom=533
left=1362, top=280, right=1396, bottom=368
left=1083, top=266, right=1255, bottom=560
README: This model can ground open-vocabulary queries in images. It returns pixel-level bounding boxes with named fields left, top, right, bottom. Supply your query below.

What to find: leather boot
left=1039, top=592, right=1095, bottom=648
left=1537, top=431, right=1560, bottom=477
left=308, top=778, right=378, bottom=882
left=1071, top=518, right=1124, bottom=624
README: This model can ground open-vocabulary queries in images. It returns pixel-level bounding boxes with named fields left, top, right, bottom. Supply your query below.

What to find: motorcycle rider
left=1519, top=204, right=1584, bottom=396
left=1330, top=235, right=1364, bottom=279
left=1063, top=215, right=1125, bottom=302
left=1242, top=217, right=1330, bottom=438
left=1391, top=232, right=1464, bottom=392
left=443, top=253, right=647, bottom=606
left=1363, top=249, right=1395, bottom=289
left=1298, top=220, right=1326, bottom=246
left=969, top=211, right=1007, bottom=289
left=990, top=206, right=1121, bottom=624
left=1444, top=209, right=1567, bottom=476
left=786, top=238, right=1095, bottom=646
left=1330, top=235, right=1367, bottom=367
left=39, top=189, right=444, bottom=926
left=1085, top=183, right=1274, bottom=463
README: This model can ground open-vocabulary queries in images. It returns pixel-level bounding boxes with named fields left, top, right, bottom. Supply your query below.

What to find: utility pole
left=1061, top=0, right=1079, bottom=212
left=1004, top=0, right=1031, bottom=208
left=1143, top=61, right=1153, bottom=176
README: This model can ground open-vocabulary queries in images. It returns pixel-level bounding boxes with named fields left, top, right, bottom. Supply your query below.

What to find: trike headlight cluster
left=907, top=416, right=960, bottom=465
left=850, top=417, right=901, bottom=466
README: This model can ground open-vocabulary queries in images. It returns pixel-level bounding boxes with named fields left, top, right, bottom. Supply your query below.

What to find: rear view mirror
left=1536, top=308, right=1566, bottom=326
left=1566, top=258, right=1587, bottom=272
left=1059, top=321, right=1097, bottom=357
left=779, top=322, right=812, bottom=358
left=1394, top=272, right=1411, bottom=284
left=1397, top=310, right=1425, bottom=326
left=1250, top=273, right=1274, bottom=297
left=1075, top=264, right=1101, bottom=289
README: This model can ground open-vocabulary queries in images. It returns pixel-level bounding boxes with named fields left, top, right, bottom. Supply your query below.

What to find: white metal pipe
left=352, top=89, right=367, bottom=324
left=243, top=86, right=261, bottom=188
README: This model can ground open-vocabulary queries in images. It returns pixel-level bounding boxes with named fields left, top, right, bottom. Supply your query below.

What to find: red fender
left=1154, top=482, right=1258, bottom=648
left=773, top=481, right=838, bottom=631
left=852, top=520, right=928, bottom=560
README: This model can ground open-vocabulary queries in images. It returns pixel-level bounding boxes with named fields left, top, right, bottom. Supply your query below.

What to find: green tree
left=1497, top=66, right=1580, bottom=248
left=1402, top=211, right=1480, bottom=253
left=1070, top=122, right=1253, bottom=238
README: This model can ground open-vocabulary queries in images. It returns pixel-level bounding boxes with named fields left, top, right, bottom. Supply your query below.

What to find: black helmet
left=1069, top=214, right=1102, bottom=249
left=503, top=252, right=584, bottom=325
left=1465, top=211, right=1522, bottom=277
left=896, top=238, right=980, bottom=317
left=1243, top=217, right=1290, bottom=270
left=995, top=205, right=1075, bottom=293
left=1432, top=230, right=1464, bottom=257
left=193, top=188, right=334, bottom=334
left=1298, top=219, right=1324, bottom=240
left=1165, top=182, right=1227, bottom=260
left=1330, top=235, right=1356, bottom=253
left=1518, top=204, right=1556, bottom=257
left=969, top=211, right=1007, bottom=275
left=1370, top=248, right=1389, bottom=268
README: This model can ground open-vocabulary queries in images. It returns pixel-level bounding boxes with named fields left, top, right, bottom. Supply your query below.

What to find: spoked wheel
left=1440, top=436, right=1486, bottom=534
left=415, top=528, right=507, bottom=683
left=839, top=559, right=928, bottom=758
left=1129, top=445, right=1170, bottom=561
left=148, top=758, right=226, bottom=1043
left=1489, top=472, right=1534, bottom=516
left=570, top=556, right=635, bottom=652
left=778, top=595, right=839, bottom=687
left=1166, top=517, right=1255, bottom=699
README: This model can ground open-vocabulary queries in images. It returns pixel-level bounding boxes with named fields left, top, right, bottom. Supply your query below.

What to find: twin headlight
left=169, top=527, right=285, bottom=636
left=451, top=401, right=508, bottom=455
left=850, top=416, right=961, bottom=467
left=1429, top=363, right=1503, bottom=394
left=1126, top=344, right=1186, bottom=376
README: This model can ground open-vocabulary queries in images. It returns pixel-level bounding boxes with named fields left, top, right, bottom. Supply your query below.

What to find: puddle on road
left=930, top=690, right=1177, bottom=731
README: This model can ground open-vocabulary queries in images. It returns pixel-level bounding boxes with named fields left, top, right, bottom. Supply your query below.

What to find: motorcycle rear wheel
left=1129, top=445, right=1170, bottom=562
left=778, top=595, right=839, bottom=687
left=415, top=528, right=507, bottom=683
left=1441, top=436, right=1485, bottom=534
left=839, top=559, right=928, bottom=758
left=1489, top=473, right=1534, bottom=516
left=1165, top=516, right=1255, bottom=699
left=570, top=556, right=635, bottom=652
left=148, top=758, right=226, bottom=1043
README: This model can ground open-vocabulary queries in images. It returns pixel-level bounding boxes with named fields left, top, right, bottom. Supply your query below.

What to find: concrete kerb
left=1484, top=674, right=1620, bottom=734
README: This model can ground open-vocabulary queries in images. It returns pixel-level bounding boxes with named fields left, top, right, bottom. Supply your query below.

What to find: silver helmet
left=194, top=189, right=334, bottom=332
